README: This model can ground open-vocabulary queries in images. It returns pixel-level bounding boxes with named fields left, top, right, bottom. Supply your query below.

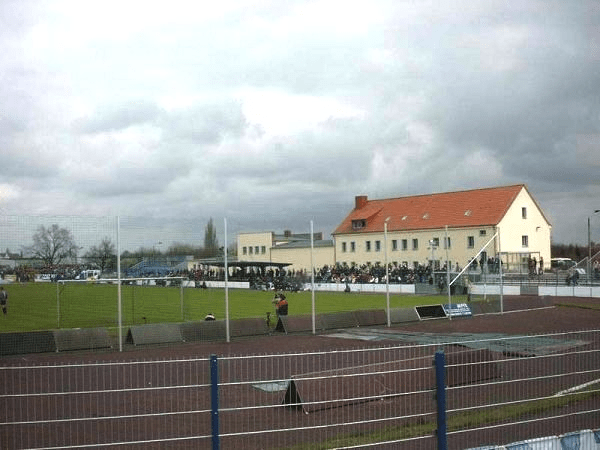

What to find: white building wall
left=237, top=232, right=273, bottom=262
left=335, top=226, right=498, bottom=270
left=271, top=246, right=335, bottom=272
left=497, top=188, right=552, bottom=269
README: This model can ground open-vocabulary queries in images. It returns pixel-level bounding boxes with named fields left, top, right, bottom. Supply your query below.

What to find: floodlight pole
left=311, top=220, right=316, bottom=335
left=445, top=225, right=451, bottom=320
left=384, top=217, right=390, bottom=327
left=498, top=226, right=504, bottom=314
left=224, top=218, right=230, bottom=343
left=117, top=216, right=123, bottom=352
left=589, top=210, right=600, bottom=292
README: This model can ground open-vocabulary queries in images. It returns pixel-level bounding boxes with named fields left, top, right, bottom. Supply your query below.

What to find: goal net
left=444, top=231, right=504, bottom=316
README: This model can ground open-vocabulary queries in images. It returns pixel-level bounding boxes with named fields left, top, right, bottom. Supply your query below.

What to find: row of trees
left=20, top=218, right=226, bottom=272
left=551, top=243, right=599, bottom=262
left=18, top=223, right=599, bottom=272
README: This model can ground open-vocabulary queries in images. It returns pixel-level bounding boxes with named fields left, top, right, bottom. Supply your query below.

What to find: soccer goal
left=446, top=230, right=505, bottom=315
left=56, top=277, right=187, bottom=329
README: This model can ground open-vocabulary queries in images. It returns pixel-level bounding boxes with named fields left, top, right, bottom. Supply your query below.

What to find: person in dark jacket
left=0, top=286, right=7, bottom=316
left=272, top=293, right=288, bottom=316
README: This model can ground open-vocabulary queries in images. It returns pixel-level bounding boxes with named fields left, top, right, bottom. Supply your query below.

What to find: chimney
left=284, top=230, right=292, bottom=238
left=355, top=195, right=368, bottom=209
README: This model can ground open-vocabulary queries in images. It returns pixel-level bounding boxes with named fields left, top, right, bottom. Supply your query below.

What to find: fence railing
left=1, top=330, right=599, bottom=449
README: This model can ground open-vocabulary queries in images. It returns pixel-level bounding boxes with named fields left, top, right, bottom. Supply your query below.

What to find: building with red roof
left=332, top=184, right=551, bottom=272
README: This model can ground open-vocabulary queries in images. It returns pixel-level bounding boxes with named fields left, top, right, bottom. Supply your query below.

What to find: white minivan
left=550, top=258, right=576, bottom=271
left=76, top=269, right=101, bottom=280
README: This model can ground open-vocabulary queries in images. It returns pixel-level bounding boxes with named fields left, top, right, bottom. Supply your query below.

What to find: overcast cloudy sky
left=1, top=0, right=599, bottom=247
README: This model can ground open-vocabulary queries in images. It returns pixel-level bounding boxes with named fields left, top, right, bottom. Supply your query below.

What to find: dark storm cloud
left=2, top=0, right=600, bottom=245
left=74, top=167, right=182, bottom=197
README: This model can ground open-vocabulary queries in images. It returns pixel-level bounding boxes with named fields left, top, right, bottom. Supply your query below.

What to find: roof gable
left=333, top=185, right=527, bottom=235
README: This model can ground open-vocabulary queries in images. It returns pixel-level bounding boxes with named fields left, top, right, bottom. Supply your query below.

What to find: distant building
left=237, top=230, right=334, bottom=272
left=235, top=185, right=551, bottom=275
left=0, top=250, right=20, bottom=270
left=332, top=184, right=551, bottom=272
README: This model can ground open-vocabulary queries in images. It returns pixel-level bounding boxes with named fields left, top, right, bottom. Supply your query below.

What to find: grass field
left=0, top=282, right=462, bottom=333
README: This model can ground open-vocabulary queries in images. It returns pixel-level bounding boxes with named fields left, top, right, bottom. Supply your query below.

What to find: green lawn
left=0, top=282, right=463, bottom=333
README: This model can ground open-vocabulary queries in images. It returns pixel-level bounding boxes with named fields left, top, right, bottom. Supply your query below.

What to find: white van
left=76, top=269, right=101, bottom=280
left=550, top=258, right=576, bottom=271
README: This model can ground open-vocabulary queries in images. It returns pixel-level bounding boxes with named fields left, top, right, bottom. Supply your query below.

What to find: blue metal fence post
left=210, top=354, right=220, bottom=450
left=435, top=350, right=447, bottom=450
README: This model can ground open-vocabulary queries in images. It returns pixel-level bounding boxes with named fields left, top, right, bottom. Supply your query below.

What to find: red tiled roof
left=333, top=185, right=528, bottom=235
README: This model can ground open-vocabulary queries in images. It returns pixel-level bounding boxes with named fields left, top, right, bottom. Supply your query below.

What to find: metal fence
left=1, top=330, right=599, bottom=449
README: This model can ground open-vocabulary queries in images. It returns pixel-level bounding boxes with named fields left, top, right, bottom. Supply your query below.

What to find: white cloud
left=239, top=89, right=365, bottom=135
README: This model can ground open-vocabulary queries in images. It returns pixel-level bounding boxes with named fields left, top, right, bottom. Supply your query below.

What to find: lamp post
left=588, top=210, right=600, bottom=286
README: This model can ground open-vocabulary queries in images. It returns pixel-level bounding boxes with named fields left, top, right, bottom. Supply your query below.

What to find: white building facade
left=234, top=185, right=552, bottom=274
left=332, top=185, right=552, bottom=273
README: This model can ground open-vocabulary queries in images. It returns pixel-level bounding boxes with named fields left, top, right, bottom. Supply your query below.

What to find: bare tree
left=28, top=224, right=78, bottom=266
left=84, top=237, right=116, bottom=272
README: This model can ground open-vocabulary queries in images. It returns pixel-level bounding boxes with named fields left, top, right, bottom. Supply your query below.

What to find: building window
left=392, top=239, right=398, bottom=251
left=352, top=219, right=366, bottom=230
left=249, top=246, right=253, bottom=254
left=432, top=237, right=440, bottom=247
left=467, top=236, right=475, bottom=248
left=412, top=239, right=418, bottom=250
left=342, top=242, right=347, bottom=252
left=522, top=235, right=529, bottom=248
left=243, top=246, right=247, bottom=255
left=366, top=241, right=371, bottom=252
left=255, top=246, right=259, bottom=254
left=444, top=237, right=451, bottom=249
left=375, top=240, right=381, bottom=252
left=261, top=246, right=266, bottom=254
left=522, top=207, right=527, bottom=219
left=402, top=239, right=408, bottom=251
left=350, top=242, right=356, bottom=252
left=480, top=230, right=487, bottom=236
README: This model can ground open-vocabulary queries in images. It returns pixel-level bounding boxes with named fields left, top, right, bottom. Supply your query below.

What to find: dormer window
left=423, top=213, right=430, bottom=219
left=464, top=210, right=472, bottom=216
left=352, top=219, right=366, bottom=230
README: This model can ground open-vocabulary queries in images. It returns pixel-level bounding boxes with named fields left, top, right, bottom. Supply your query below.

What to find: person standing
left=0, top=286, right=7, bottom=316
left=272, top=293, right=288, bottom=317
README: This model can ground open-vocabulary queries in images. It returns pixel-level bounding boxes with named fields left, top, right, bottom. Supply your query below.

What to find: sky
left=1, top=0, right=600, bottom=249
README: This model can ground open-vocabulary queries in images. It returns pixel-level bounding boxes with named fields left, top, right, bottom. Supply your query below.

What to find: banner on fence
left=443, top=303, right=472, bottom=317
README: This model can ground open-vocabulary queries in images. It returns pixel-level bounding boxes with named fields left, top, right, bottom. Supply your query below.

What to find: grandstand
left=125, top=257, right=188, bottom=277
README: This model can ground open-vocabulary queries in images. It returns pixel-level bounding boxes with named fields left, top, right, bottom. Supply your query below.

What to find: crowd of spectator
left=187, top=262, right=439, bottom=290
left=5, top=256, right=598, bottom=288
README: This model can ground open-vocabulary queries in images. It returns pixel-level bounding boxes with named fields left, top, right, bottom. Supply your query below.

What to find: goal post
left=446, top=230, right=504, bottom=315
